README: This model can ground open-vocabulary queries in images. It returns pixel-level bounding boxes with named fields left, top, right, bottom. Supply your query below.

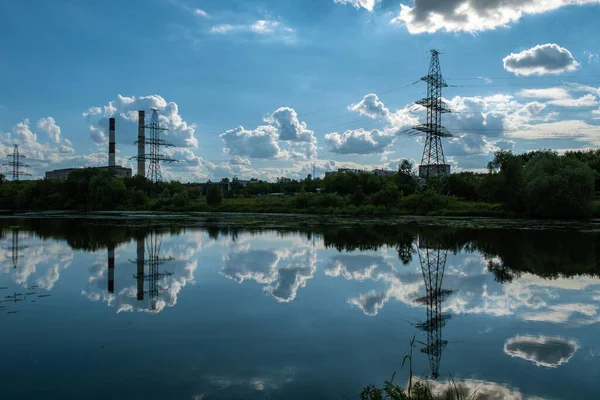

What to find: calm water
left=1, top=218, right=599, bottom=400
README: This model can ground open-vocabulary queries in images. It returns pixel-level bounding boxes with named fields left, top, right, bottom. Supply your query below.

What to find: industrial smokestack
left=138, top=111, right=146, bottom=177
left=108, top=245, right=115, bottom=294
left=137, top=238, right=145, bottom=301
left=109, top=118, right=116, bottom=167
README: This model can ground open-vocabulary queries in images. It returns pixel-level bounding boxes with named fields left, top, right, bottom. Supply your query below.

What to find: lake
left=1, top=217, right=599, bottom=399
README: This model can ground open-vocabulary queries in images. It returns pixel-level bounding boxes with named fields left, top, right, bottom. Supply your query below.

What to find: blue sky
left=1, top=0, right=600, bottom=181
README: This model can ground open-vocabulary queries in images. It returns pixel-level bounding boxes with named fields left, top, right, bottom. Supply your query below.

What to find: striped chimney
left=109, top=118, right=116, bottom=167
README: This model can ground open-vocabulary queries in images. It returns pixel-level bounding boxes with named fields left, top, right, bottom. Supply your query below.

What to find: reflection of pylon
left=415, top=237, right=453, bottom=380
left=0, top=285, right=49, bottom=315
left=5, top=227, right=28, bottom=269
left=130, top=232, right=173, bottom=311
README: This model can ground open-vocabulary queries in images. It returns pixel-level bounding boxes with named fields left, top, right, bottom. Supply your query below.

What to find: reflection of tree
left=415, top=237, right=453, bottom=380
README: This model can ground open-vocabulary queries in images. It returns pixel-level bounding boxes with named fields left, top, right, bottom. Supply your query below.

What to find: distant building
left=45, top=166, right=132, bottom=181
left=372, top=169, right=396, bottom=177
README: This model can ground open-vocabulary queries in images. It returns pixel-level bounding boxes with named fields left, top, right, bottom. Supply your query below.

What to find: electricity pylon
left=4, top=145, right=31, bottom=181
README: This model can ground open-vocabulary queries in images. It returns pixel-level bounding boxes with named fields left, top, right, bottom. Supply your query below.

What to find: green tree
left=522, top=152, right=595, bottom=218
left=206, top=184, right=222, bottom=206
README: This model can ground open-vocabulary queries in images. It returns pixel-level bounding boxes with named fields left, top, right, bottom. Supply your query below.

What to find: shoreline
left=2, top=210, right=599, bottom=232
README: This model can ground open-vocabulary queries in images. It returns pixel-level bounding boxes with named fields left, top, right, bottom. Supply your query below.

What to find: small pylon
left=3, top=145, right=31, bottom=181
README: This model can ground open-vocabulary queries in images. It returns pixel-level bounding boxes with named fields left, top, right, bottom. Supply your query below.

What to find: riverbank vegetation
left=1, top=149, right=599, bottom=219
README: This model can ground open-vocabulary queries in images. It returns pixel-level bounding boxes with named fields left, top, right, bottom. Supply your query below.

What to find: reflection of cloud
left=83, top=242, right=198, bottom=313
left=221, top=246, right=316, bottom=303
left=504, top=335, right=579, bottom=368
left=422, top=378, right=540, bottom=400
left=0, top=240, right=73, bottom=291
left=205, top=366, right=295, bottom=393
left=327, top=252, right=600, bottom=325
left=325, top=255, right=393, bottom=281
left=348, top=290, right=388, bottom=316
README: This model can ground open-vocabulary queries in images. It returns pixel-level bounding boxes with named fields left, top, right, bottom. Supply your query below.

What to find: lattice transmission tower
left=414, top=237, right=453, bottom=380
left=130, top=232, right=174, bottom=311
left=133, top=109, right=177, bottom=183
left=412, top=50, right=453, bottom=188
left=3, top=145, right=31, bottom=181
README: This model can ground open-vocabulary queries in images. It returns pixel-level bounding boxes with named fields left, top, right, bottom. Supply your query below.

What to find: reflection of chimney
left=137, top=111, right=145, bottom=177
left=109, top=118, right=116, bottom=167
left=108, top=245, right=115, bottom=294
left=137, top=238, right=144, bottom=300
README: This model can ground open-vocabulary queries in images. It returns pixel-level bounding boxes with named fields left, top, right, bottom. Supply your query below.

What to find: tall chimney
left=108, top=245, right=115, bottom=294
left=137, top=238, right=145, bottom=301
left=109, top=118, right=116, bottom=167
left=138, top=111, right=146, bottom=177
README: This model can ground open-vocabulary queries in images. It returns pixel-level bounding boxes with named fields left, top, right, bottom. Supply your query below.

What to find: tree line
left=0, top=149, right=599, bottom=218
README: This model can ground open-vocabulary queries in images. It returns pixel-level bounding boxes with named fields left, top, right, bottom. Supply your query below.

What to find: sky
left=1, top=0, right=600, bottom=181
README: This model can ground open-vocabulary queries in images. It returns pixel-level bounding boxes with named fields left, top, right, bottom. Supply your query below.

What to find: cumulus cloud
left=504, top=335, right=579, bottom=368
left=221, top=107, right=317, bottom=160
left=0, top=119, right=101, bottom=178
left=84, top=94, right=198, bottom=148
left=325, top=128, right=396, bottom=154
left=503, top=44, right=579, bottom=76
left=194, top=9, right=208, bottom=17
left=446, top=134, right=515, bottom=157
left=324, top=94, right=418, bottom=155
left=349, top=94, right=390, bottom=119
left=210, top=20, right=295, bottom=43
left=221, top=126, right=286, bottom=159
left=333, top=0, right=378, bottom=11
left=36, top=117, right=61, bottom=143
left=392, top=1, right=600, bottom=34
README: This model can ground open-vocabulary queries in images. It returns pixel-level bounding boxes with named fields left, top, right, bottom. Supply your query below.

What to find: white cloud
left=549, top=94, right=598, bottom=107
left=446, top=134, right=515, bottom=157
left=504, top=335, right=579, bottom=368
left=36, top=117, right=61, bottom=143
left=333, top=0, right=378, bottom=11
left=349, top=94, right=390, bottom=119
left=220, top=126, right=286, bottom=160
left=424, top=378, right=541, bottom=399
left=0, top=119, right=102, bottom=178
left=210, top=20, right=295, bottom=42
left=518, top=88, right=572, bottom=100
left=503, top=44, right=579, bottom=76
left=84, top=94, right=198, bottom=148
left=325, top=128, right=396, bottom=154
left=194, top=8, right=208, bottom=17
left=584, top=50, right=600, bottom=64
left=392, top=1, right=600, bottom=34
left=221, top=107, right=317, bottom=161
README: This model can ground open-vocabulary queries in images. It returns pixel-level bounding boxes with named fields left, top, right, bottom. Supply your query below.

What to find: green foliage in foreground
left=361, top=337, right=479, bottom=400
left=1, top=149, right=600, bottom=218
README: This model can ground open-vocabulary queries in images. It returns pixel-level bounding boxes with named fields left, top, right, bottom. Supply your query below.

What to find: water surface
left=1, top=218, right=599, bottom=399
